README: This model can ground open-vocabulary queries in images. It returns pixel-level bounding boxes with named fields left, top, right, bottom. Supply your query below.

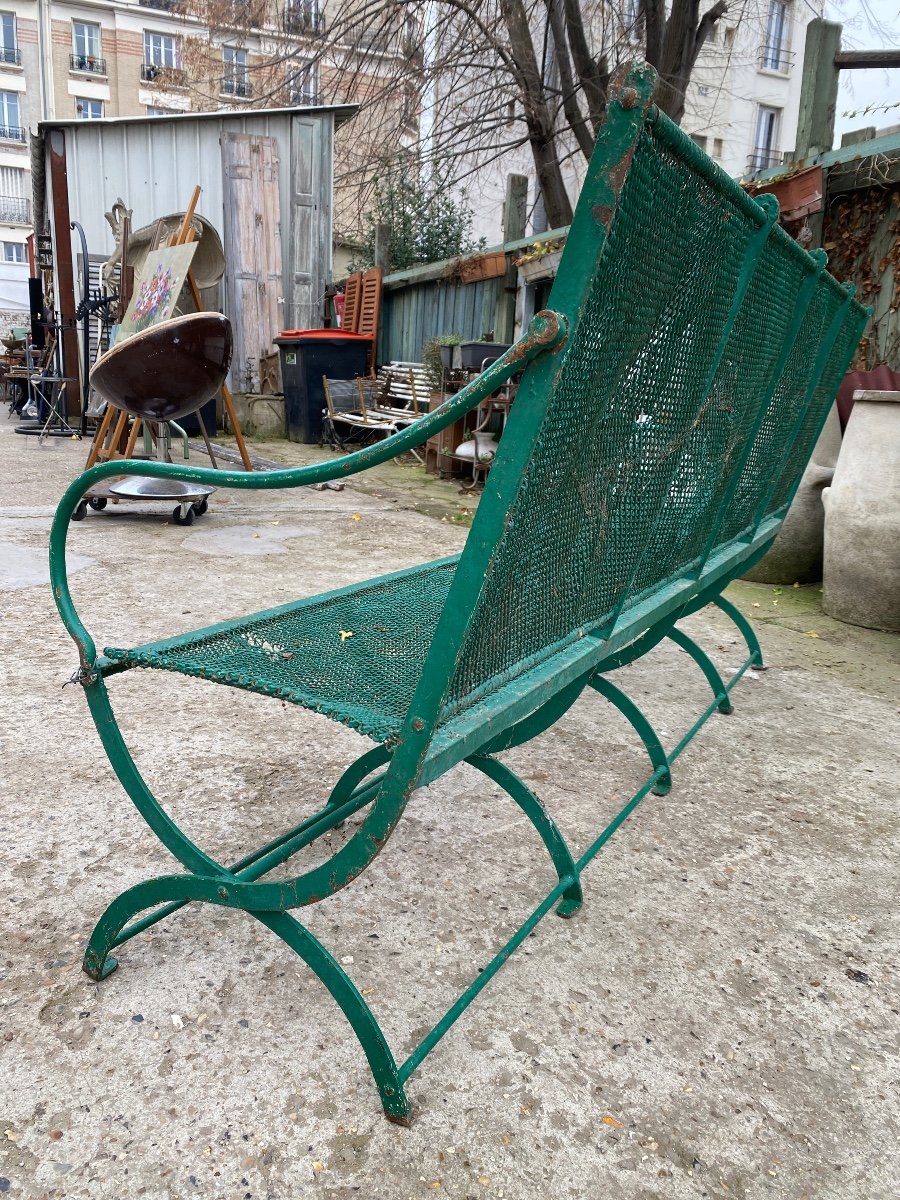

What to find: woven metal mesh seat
left=104, top=559, right=458, bottom=741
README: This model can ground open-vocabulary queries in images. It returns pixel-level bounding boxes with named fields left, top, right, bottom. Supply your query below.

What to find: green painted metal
left=477, top=673, right=590, bottom=753
left=667, top=627, right=735, bottom=715
left=84, top=873, right=412, bottom=1123
left=687, top=245, right=826, bottom=581
left=588, top=674, right=672, bottom=794
left=713, top=595, right=764, bottom=668
left=49, top=62, right=868, bottom=1121
left=742, top=281, right=854, bottom=540
left=467, top=755, right=583, bottom=916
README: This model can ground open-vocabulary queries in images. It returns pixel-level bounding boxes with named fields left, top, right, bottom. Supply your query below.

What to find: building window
left=0, top=89, right=22, bottom=139
left=283, top=0, right=321, bottom=35
left=144, top=31, right=178, bottom=69
left=223, top=47, right=250, bottom=97
left=713, top=137, right=724, bottom=159
left=749, top=105, right=781, bottom=171
left=286, top=62, right=316, bottom=103
left=76, top=97, right=104, bottom=119
left=690, top=134, right=708, bottom=153
left=761, top=1, right=791, bottom=72
left=146, top=106, right=174, bottom=116
left=624, top=0, right=642, bottom=44
left=0, top=165, right=28, bottom=222
left=1, top=240, right=25, bottom=262
left=0, top=13, right=19, bottom=66
left=73, top=21, right=101, bottom=61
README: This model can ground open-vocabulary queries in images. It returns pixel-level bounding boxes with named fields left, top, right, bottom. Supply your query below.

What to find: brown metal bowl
left=90, top=312, right=232, bottom=422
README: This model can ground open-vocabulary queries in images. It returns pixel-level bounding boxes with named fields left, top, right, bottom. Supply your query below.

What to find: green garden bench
left=50, top=64, right=867, bottom=1124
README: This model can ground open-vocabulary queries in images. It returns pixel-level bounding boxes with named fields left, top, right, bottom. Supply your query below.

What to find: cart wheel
left=71, top=500, right=88, bottom=522
left=194, top=497, right=208, bottom=517
left=88, top=496, right=108, bottom=511
left=173, top=505, right=194, bottom=526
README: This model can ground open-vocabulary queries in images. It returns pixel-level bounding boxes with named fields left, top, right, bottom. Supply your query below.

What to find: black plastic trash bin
left=275, top=330, right=372, bottom=443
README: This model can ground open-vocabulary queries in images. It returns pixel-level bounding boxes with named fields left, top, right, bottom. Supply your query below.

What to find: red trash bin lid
left=277, top=329, right=372, bottom=340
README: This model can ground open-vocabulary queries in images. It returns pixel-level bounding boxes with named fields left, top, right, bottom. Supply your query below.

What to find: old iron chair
left=50, top=65, right=867, bottom=1123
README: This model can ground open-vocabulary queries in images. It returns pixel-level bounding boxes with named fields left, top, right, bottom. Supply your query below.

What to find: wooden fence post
left=495, top=175, right=528, bottom=344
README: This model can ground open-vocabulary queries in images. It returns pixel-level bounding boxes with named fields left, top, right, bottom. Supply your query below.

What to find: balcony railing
left=757, top=43, right=794, bottom=73
left=0, top=195, right=30, bottom=223
left=0, top=125, right=25, bottom=143
left=139, top=0, right=182, bottom=10
left=286, top=87, right=319, bottom=106
left=283, top=8, right=325, bottom=36
left=221, top=77, right=252, bottom=98
left=746, top=146, right=783, bottom=173
left=141, top=63, right=186, bottom=87
left=0, top=47, right=21, bottom=67
left=70, top=54, right=107, bottom=75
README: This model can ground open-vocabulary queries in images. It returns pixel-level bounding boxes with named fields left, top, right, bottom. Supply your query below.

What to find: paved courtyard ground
left=0, top=421, right=897, bottom=1199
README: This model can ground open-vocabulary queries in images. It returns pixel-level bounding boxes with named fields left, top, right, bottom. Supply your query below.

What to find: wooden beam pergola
left=833, top=49, right=900, bottom=70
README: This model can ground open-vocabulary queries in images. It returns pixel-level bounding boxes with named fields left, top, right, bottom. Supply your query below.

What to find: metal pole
left=70, top=219, right=91, bottom=436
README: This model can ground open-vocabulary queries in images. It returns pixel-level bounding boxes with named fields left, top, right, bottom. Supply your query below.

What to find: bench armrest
left=50, top=311, right=567, bottom=672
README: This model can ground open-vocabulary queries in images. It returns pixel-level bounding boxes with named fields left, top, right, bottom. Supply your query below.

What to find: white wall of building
left=438, top=0, right=821, bottom=247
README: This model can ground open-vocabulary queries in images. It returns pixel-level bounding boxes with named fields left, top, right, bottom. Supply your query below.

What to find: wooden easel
left=170, top=187, right=252, bottom=471
left=85, top=186, right=253, bottom=472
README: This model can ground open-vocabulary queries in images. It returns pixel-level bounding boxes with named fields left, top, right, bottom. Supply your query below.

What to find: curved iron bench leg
left=587, top=674, right=672, bottom=795
left=83, top=874, right=411, bottom=1124
left=667, top=626, right=734, bottom=715
left=325, top=743, right=391, bottom=810
left=467, top=755, right=583, bottom=917
left=712, top=594, right=765, bottom=668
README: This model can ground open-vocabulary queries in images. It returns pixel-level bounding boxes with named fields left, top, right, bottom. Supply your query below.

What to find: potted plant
left=460, top=332, right=511, bottom=371
left=438, top=333, right=461, bottom=371
left=422, top=337, right=443, bottom=394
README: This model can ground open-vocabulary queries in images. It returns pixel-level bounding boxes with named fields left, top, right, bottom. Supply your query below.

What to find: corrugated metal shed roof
left=38, top=103, right=359, bottom=132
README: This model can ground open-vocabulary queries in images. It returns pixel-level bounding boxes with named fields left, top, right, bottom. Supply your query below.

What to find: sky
left=826, top=0, right=900, bottom=144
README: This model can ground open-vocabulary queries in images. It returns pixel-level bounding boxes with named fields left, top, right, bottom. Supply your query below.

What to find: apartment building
left=682, top=0, right=822, bottom=180
left=0, top=0, right=414, bottom=275
left=427, top=0, right=822, bottom=246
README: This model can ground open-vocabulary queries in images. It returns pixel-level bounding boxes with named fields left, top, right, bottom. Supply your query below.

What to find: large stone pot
left=822, top=390, right=900, bottom=631
left=743, top=404, right=841, bottom=584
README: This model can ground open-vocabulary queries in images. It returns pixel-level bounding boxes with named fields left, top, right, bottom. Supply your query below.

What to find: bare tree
left=172, top=1, right=735, bottom=235
left=421, top=0, right=731, bottom=227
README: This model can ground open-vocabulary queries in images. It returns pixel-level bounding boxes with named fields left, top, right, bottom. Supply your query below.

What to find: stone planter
left=743, top=404, right=841, bottom=584
left=227, top=392, right=286, bottom=439
left=822, top=390, right=900, bottom=630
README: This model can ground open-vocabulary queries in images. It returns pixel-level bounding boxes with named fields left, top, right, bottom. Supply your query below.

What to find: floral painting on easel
left=117, top=243, right=197, bottom=340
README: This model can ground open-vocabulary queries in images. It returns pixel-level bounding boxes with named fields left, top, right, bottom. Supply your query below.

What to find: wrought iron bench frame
left=50, top=64, right=867, bottom=1125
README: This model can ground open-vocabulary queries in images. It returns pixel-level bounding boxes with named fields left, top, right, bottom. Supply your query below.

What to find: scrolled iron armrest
left=49, top=311, right=568, bottom=673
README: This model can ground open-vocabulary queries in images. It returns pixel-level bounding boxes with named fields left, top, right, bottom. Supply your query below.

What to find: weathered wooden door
left=221, top=133, right=284, bottom=390
left=289, top=117, right=330, bottom=331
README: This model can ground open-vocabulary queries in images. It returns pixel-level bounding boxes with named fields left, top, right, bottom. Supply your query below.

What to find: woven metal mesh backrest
left=767, top=284, right=865, bottom=513
left=445, top=120, right=763, bottom=711
left=626, top=230, right=810, bottom=600
left=717, top=273, right=841, bottom=543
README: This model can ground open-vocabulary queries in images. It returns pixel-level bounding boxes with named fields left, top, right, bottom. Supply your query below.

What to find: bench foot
left=712, top=594, right=765, bottom=668
left=83, top=952, right=118, bottom=982
left=467, top=755, right=584, bottom=917
left=667, top=627, right=734, bottom=715
left=555, top=895, right=582, bottom=919
left=587, top=674, right=672, bottom=795
left=82, top=872, right=411, bottom=1122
